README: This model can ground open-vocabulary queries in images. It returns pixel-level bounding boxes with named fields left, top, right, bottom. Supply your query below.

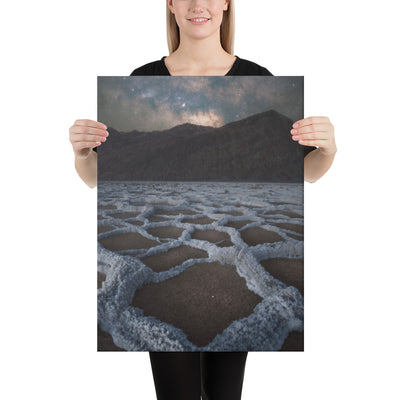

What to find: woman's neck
left=164, top=30, right=235, bottom=75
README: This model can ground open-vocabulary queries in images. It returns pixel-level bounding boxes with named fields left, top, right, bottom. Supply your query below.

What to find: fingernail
left=293, top=123, right=298, bottom=128
left=292, top=136, right=299, bottom=140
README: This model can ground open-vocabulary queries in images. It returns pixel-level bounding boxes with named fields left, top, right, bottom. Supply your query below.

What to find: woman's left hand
left=291, top=116, right=337, bottom=156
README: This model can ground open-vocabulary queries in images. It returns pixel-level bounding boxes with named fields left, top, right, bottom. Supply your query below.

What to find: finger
left=291, top=123, right=329, bottom=135
left=73, top=119, right=107, bottom=129
left=71, top=134, right=107, bottom=143
left=292, top=132, right=329, bottom=141
left=298, top=139, right=326, bottom=146
left=70, top=125, right=108, bottom=136
left=292, top=116, right=330, bottom=128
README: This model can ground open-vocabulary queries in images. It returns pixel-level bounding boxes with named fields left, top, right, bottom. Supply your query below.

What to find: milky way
left=98, top=76, right=303, bottom=132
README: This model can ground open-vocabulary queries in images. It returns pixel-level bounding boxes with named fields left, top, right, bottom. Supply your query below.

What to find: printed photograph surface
left=97, top=76, right=305, bottom=351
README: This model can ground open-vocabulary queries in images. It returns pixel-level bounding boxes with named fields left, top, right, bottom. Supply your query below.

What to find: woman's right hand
left=69, top=119, right=108, bottom=159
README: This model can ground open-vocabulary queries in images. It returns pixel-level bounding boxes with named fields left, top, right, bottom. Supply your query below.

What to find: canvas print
left=97, top=76, right=305, bottom=351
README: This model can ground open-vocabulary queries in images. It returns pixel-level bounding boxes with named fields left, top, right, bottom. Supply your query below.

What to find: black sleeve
left=130, top=63, right=158, bottom=76
left=130, top=59, right=169, bottom=76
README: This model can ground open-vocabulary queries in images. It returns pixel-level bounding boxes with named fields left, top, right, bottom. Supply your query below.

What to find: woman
left=70, top=1, right=337, bottom=398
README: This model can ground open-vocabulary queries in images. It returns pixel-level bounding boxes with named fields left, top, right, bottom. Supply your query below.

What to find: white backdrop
left=1, top=1, right=399, bottom=399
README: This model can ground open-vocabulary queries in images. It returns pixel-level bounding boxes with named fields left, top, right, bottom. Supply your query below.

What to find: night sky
left=98, top=76, right=303, bottom=132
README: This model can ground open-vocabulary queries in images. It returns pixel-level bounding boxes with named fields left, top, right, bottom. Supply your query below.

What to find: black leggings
left=149, top=352, right=248, bottom=400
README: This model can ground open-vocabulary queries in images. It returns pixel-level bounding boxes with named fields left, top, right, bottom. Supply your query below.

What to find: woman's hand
left=292, top=116, right=337, bottom=182
left=69, top=119, right=108, bottom=159
left=290, top=116, right=336, bottom=156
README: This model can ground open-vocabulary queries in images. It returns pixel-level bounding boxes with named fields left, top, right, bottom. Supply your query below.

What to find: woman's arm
left=75, top=149, right=97, bottom=188
left=304, top=147, right=336, bottom=183
left=291, top=116, right=337, bottom=183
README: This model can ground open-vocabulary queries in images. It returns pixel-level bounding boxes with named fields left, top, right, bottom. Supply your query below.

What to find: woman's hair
left=166, top=0, right=235, bottom=55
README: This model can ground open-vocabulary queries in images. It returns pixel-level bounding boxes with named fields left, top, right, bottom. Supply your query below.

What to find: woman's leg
left=200, top=352, right=248, bottom=400
left=149, top=352, right=201, bottom=400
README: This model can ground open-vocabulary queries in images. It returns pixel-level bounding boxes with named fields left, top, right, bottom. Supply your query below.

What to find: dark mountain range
left=97, top=110, right=304, bottom=182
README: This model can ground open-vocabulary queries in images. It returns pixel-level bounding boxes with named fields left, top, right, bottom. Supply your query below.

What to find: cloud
left=181, top=110, right=225, bottom=127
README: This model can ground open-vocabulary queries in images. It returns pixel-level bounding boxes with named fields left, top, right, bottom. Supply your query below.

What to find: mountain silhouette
left=98, top=110, right=304, bottom=182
